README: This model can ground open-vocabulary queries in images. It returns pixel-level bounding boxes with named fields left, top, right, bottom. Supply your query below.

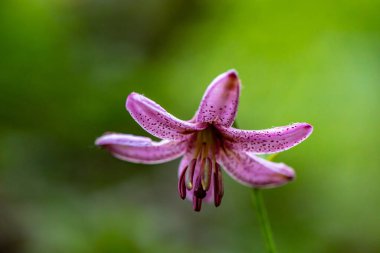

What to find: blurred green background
left=1, top=0, right=379, bottom=252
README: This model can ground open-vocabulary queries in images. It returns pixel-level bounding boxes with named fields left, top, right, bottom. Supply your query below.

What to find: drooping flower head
left=96, top=70, right=313, bottom=211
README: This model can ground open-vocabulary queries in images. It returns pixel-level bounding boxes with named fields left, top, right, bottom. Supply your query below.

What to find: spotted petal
left=127, top=93, right=206, bottom=140
left=219, top=150, right=295, bottom=188
left=196, top=70, right=240, bottom=127
left=218, top=123, right=313, bottom=154
left=96, top=133, right=187, bottom=164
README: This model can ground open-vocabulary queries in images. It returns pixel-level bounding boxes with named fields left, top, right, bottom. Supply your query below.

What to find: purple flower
left=95, top=70, right=313, bottom=211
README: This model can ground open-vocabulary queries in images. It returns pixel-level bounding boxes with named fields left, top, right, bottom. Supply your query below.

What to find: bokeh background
left=1, top=0, right=380, bottom=252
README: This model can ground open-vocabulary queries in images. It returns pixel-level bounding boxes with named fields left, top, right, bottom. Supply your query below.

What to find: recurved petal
left=218, top=123, right=313, bottom=154
left=96, top=133, right=187, bottom=164
left=126, top=93, right=206, bottom=140
left=219, top=150, right=295, bottom=188
left=196, top=70, right=240, bottom=127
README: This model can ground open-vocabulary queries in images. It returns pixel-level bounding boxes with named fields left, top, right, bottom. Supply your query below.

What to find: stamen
left=178, top=166, right=187, bottom=200
left=213, top=163, right=224, bottom=207
left=201, top=157, right=212, bottom=191
left=186, top=127, right=225, bottom=211
left=185, top=159, right=196, bottom=190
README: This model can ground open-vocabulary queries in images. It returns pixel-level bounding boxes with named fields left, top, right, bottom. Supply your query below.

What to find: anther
left=201, top=157, right=212, bottom=191
left=213, top=163, right=224, bottom=207
left=185, top=159, right=196, bottom=190
left=178, top=166, right=187, bottom=200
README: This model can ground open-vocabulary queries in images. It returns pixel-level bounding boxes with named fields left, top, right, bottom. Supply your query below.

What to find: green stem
left=234, top=120, right=277, bottom=252
left=252, top=188, right=277, bottom=253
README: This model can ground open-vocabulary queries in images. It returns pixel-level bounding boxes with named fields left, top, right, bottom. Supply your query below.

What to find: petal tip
left=95, top=136, right=106, bottom=146
left=94, top=139, right=101, bottom=146
left=278, top=164, right=295, bottom=180
left=94, top=132, right=115, bottom=146
left=294, top=122, right=314, bottom=138
left=126, top=92, right=139, bottom=108
left=127, top=92, right=139, bottom=100
left=283, top=171, right=296, bottom=182
left=302, top=123, right=314, bottom=135
left=222, top=70, right=240, bottom=92
left=225, top=69, right=238, bottom=79
left=126, top=92, right=152, bottom=116
left=126, top=93, right=134, bottom=111
left=303, top=123, right=313, bottom=129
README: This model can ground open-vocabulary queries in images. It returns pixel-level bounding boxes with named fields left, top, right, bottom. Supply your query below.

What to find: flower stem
left=234, top=121, right=277, bottom=252
left=252, top=188, right=277, bottom=253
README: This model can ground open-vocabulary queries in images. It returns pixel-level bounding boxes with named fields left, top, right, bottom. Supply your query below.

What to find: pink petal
left=218, top=123, right=313, bottom=154
left=126, top=93, right=206, bottom=140
left=219, top=149, right=295, bottom=188
left=178, top=149, right=215, bottom=203
left=95, top=133, right=188, bottom=164
left=196, top=70, right=241, bottom=127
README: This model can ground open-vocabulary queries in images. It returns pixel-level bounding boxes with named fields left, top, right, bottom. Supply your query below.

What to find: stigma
left=178, top=127, right=224, bottom=211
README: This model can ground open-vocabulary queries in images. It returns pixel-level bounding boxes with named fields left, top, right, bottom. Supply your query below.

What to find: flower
left=95, top=70, right=313, bottom=211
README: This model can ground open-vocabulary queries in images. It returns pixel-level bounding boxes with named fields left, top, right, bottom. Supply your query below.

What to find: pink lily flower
left=95, top=70, right=313, bottom=211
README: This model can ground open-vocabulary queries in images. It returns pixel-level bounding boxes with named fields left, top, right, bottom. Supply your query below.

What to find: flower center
left=178, top=126, right=224, bottom=211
